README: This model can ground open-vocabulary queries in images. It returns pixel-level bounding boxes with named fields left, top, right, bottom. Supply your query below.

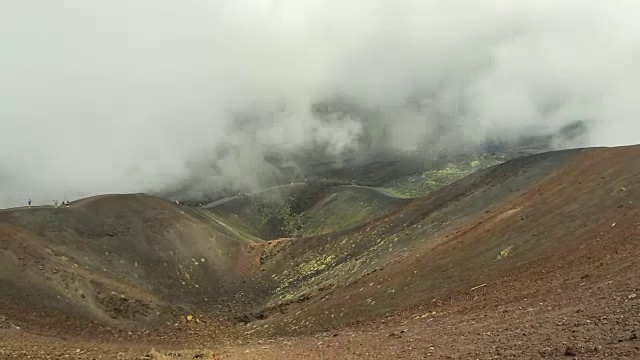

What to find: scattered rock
left=539, top=347, right=553, bottom=357
left=142, top=349, right=168, bottom=359
left=564, top=346, right=577, bottom=356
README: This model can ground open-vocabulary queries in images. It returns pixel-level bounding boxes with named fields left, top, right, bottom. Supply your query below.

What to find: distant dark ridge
left=154, top=128, right=581, bottom=205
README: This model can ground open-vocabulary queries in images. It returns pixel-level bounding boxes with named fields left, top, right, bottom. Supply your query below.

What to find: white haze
left=0, top=0, right=639, bottom=207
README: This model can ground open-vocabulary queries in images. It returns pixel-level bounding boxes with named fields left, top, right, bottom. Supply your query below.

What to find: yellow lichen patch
left=298, top=254, right=337, bottom=277
left=384, top=155, right=505, bottom=198
left=495, top=246, right=513, bottom=261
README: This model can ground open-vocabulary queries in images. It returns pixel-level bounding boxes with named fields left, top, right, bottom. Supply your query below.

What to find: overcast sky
left=1, top=1, right=639, bottom=207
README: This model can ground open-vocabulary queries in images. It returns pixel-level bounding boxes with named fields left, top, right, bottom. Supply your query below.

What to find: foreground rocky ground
left=3, top=269, right=639, bottom=359
left=1, top=145, right=639, bottom=359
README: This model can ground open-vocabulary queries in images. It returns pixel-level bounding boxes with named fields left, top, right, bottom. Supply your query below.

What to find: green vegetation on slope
left=209, top=182, right=337, bottom=239
left=208, top=184, right=407, bottom=240
left=208, top=197, right=303, bottom=239
left=382, top=154, right=507, bottom=198
left=206, top=152, right=509, bottom=242
left=299, top=188, right=406, bottom=236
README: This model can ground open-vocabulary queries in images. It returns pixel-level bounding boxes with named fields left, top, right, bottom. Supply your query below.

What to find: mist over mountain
left=1, top=0, right=638, bottom=207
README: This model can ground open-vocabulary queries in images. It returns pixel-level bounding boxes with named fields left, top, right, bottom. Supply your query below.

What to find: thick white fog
left=1, top=0, right=639, bottom=207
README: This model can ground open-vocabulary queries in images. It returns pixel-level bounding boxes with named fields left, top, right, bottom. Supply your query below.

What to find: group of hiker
left=53, top=199, right=71, bottom=207
left=26, top=199, right=70, bottom=208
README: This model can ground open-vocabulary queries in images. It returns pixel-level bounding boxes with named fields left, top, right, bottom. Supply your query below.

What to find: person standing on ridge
left=28, top=199, right=32, bottom=207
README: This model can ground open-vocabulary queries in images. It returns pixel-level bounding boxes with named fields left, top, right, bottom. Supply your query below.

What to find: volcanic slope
left=206, top=182, right=409, bottom=240
left=1, top=145, right=640, bottom=359
left=241, top=146, right=638, bottom=329
left=0, top=194, right=267, bottom=339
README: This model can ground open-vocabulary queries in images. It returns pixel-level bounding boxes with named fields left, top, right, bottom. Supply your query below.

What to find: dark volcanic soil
left=1, top=145, right=639, bottom=359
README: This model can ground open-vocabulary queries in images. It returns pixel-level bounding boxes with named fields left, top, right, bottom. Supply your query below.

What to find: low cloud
left=1, top=0, right=638, bottom=207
